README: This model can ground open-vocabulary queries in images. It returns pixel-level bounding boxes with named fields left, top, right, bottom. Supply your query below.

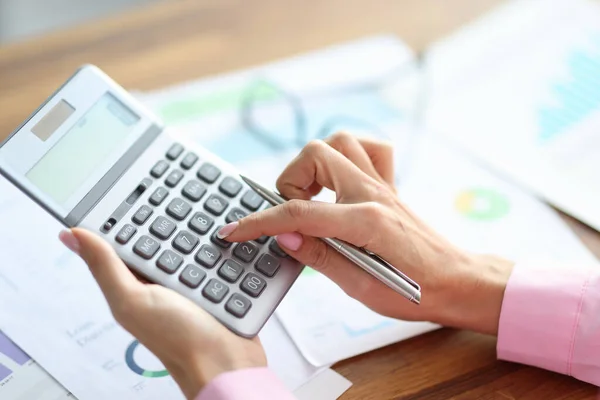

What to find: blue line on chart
left=342, top=320, right=394, bottom=338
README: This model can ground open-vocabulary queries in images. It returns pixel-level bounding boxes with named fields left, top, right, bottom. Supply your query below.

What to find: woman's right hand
left=219, top=133, right=514, bottom=335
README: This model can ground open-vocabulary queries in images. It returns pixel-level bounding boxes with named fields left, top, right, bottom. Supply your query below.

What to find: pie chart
left=455, top=188, right=509, bottom=221
left=125, top=340, right=169, bottom=378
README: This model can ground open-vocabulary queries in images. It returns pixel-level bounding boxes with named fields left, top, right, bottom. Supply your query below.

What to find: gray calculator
left=0, top=65, right=303, bottom=338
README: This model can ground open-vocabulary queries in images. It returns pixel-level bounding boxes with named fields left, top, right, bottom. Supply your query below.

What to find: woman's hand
left=59, top=228, right=266, bottom=400
left=219, top=132, right=514, bottom=335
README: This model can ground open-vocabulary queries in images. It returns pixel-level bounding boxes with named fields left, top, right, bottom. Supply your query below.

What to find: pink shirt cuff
left=497, top=263, right=599, bottom=384
left=195, top=367, right=295, bottom=400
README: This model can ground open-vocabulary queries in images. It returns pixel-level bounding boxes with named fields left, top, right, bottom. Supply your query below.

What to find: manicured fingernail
left=59, top=229, right=80, bottom=255
left=276, top=233, right=303, bottom=251
left=217, top=222, right=239, bottom=239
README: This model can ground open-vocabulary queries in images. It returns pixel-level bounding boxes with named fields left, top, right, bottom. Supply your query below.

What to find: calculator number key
left=172, top=230, right=199, bottom=254
left=150, top=160, right=169, bottom=178
left=149, top=216, right=177, bottom=240
left=166, top=198, right=192, bottom=221
left=225, top=294, right=252, bottom=318
left=202, top=279, right=229, bottom=303
left=204, top=194, right=229, bottom=216
left=133, top=236, right=160, bottom=259
left=255, top=253, right=280, bottom=277
left=225, top=207, right=247, bottom=223
left=218, top=259, right=244, bottom=283
left=165, top=169, right=184, bottom=188
left=116, top=224, right=137, bottom=244
left=197, top=163, right=221, bottom=183
left=179, top=264, right=206, bottom=288
left=233, top=242, right=258, bottom=263
left=188, top=212, right=214, bottom=235
left=219, top=177, right=242, bottom=198
left=240, top=190, right=263, bottom=211
left=180, top=152, right=199, bottom=170
left=211, top=226, right=232, bottom=249
left=240, top=273, right=266, bottom=298
left=269, top=239, right=288, bottom=258
left=149, top=187, right=169, bottom=206
left=156, top=250, right=183, bottom=274
left=182, top=180, right=206, bottom=202
left=195, top=244, right=221, bottom=268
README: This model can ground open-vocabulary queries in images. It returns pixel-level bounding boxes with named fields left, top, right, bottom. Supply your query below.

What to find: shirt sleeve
left=497, top=263, right=600, bottom=386
left=195, top=367, right=296, bottom=400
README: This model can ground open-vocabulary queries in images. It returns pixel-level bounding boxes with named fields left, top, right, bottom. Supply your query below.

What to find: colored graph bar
left=0, top=362, right=11, bottom=381
left=0, top=331, right=30, bottom=365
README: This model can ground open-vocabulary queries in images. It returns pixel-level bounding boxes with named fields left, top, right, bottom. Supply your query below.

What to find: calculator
left=0, top=65, right=303, bottom=338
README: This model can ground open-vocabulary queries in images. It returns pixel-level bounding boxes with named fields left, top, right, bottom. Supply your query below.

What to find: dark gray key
left=225, top=207, right=247, bottom=223
left=149, top=216, right=177, bottom=240
left=211, top=226, right=232, bottom=249
left=149, top=187, right=169, bottom=206
left=172, top=230, right=199, bottom=254
left=132, top=205, right=153, bottom=225
left=202, top=278, right=229, bottom=303
left=165, top=169, right=184, bottom=188
left=156, top=250, right=183, bottom=274
left=225, top=294, right=252, bottom=318
left=150, top=160, right=169, bottom=178
left=195, top=244, right=221, bottom=268
left=179, top=264, right=206, bottom=288
left=180, top=152, right=198, bottom=170
left=255, top=253, right=280, bottom=277
left=166, top=143, right=184, bottom=160
left=240, top=272, right=266, bottom=298
left=233, top=242, right=258, bottom=263
left=188, top=212, right=214, bottom=235
left=181, top=180, right=206, bottom=202
left=204, top=194, right=228, bottom=216
left=218, top=259, right=244, bottom=283
left=197, top=163, right=221, bottom=183
left=133, top=235, right=160, bottom=259
left=115, top=224, right=137, bottom=244
left=255, top=235, right=269, bottom=244
left=219, top=177, right=242, bottom=198
left=269, top=239, right=288, bottom=257
left=166, top=198, right=192, bottom=220
left=240, top=190, right=263, bottom=211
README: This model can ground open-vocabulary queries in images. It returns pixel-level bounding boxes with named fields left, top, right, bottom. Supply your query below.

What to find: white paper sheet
left=425, top=0, right=600, bottom=231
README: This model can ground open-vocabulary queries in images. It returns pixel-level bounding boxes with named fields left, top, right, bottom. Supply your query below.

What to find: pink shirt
left=196, top=263, right=600, bottom=399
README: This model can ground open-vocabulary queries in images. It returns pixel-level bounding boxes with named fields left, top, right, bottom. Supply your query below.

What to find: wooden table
left=1, top=1, right=599, bottom=398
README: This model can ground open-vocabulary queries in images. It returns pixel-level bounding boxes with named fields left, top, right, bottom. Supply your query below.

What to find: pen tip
left=412, top=292, right=421, bottom=305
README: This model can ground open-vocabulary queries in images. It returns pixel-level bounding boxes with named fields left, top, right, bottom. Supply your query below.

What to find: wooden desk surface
left=1, top=1, right=599, bottom=399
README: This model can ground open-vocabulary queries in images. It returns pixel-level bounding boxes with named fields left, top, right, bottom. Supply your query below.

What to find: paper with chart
left=425, top=0, right=600, bottom=231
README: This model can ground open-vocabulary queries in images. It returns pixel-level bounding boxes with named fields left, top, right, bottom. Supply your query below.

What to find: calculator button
left=115, top=224, right=137, bottom=244
left=166, top=143, right=184, bottom=160
left=218, top=259, right=244, bottom=283
left=166, top=198, right=192, bottom=221
left=181, top=180, right=206, bottom=202
left=255, top=235, right=269, bottom=244
left=233, top=242, right=258, bottom=263
left=132, top=205, right=153, bottom=225
left=219, top=177, right=243, bottom=197
left=211, top=228, right=233, bottom=249
left=156, top=250, right=183, bottom=274
left=179, top=264, right=206, bottom=288
left=172, top=230, right=199, bottom=254
left=133, top=235, right=160, bottom=259
left=240, top=273, right=266, bottom=298
left=195, top=244, right=221, bottom=268
left=225, top=294, right=252, bottom=318
left=197, top=163, right=221, bottom=183
left=202, top=278, right=229, bottom=303
left=150, top=160, right=169, bottom=178
left=240, top=190, right=264, bottom=211
left=180, top=152, right=199, bottom=170
left=225, top=207, right=247, bottom=223
left=269, top=239, right=288, bottom=258
left=189, top=212, right=214, bottom=235
left=149, top=216, right=177, bottom=240
left=149, top=187, right=169, bottom=206
left=204, top=194, right=229, bottom=216
left=255, top=253, right=280, bottom=277
left=165, top=169, right=184, bottom=188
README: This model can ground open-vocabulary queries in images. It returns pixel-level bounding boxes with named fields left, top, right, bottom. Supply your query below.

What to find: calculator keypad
left=110, top=142, right=298, bottom=330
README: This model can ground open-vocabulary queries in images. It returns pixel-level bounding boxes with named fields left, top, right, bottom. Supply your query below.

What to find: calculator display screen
left=26, top=93, right=140, bottom=205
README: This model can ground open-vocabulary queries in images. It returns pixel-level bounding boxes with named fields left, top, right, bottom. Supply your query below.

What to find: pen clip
left=363, top=249, right=421, bottom=292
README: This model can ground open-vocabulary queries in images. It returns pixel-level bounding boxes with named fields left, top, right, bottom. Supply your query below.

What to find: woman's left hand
left=59, top=228, right=266, bottom=400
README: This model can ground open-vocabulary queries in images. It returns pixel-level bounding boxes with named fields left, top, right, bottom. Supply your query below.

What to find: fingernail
left=276, top=233, right=303, bottom=251
left=59, top=229, right=80, bottom=255
left=217, top=222, right=239, bottom=239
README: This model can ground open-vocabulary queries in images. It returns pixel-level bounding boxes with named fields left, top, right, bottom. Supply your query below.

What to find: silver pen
left=240, top=175, right=421, bottom=305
